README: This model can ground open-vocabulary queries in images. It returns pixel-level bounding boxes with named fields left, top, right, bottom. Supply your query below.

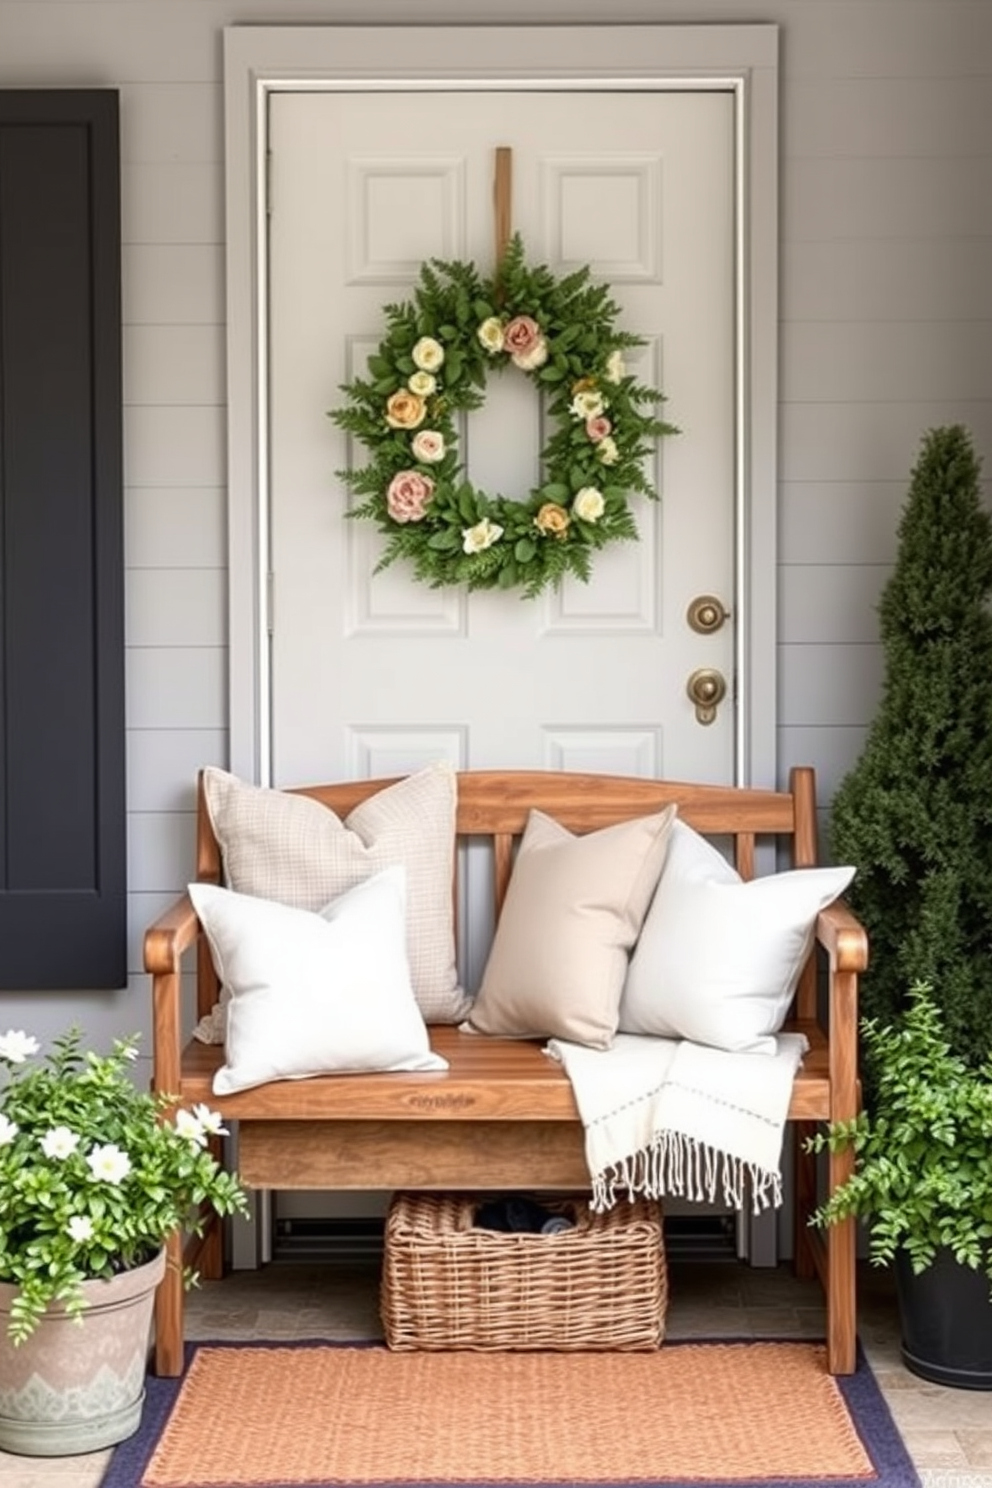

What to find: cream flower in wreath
left=605, top=349, right=626, bottom=384
left=331, top=234, right=677, bottom=598
left=411, top=430, right=446, bottom=464
left=462, top=517, right=504, bottom=554
left=573, top=487, right=606, bottom=523
left=408, top=370, right=437, bottom=398
left=412, top=336, right=445, bottom=373
left=477, top=316, right=505, bottom=354
left=570, top=387, right=606, bottom=422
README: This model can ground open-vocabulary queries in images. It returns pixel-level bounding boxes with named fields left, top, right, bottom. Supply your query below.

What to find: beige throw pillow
left=201, top=762, right=469, bottom=1023
left=467, top=805, right=676, bottom=1049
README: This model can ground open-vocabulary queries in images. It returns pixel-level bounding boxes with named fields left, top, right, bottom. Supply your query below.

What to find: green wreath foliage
left=330, top=235, right=678, bottom=598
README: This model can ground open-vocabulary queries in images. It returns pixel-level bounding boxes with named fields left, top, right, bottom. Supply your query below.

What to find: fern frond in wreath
left=329, top=234, right=678, bottom=599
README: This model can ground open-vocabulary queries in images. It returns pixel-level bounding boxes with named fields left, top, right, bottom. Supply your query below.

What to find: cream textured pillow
left=201, top=762, right=468, bottom=1023
left=467, top=805, right=676, bottom=1050
left=190, top=869, right=448, bottom=1095
left=619, top=818, right=855, bottom=1053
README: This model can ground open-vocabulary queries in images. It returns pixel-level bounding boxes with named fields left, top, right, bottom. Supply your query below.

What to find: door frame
left=222, top=23, right=779, bottom=789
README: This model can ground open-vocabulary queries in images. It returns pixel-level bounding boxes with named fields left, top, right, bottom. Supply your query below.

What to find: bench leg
left=154, top=1230, right=186, bottom=1377
left=199, top=1208, right=225, bottom=1281
left=825, top=1147, right=857, bottom=1375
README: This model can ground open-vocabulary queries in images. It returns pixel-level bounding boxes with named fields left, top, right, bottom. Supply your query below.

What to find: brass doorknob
left=686, top=667, right=727, bottom=725
left=687, top=594, right=730, bottom=635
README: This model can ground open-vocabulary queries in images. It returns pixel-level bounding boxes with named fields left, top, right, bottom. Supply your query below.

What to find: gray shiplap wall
left=0, top=0, right=989, bottom=1060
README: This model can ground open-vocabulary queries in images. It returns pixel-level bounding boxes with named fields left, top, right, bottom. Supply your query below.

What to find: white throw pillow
left=190, top=868, right=448, bottom=1095
left=619, top=818, right=855, bottom=1053
left=467, top=805, right=676, bottom=1050
left=201, top=762, right=468, bottom=1023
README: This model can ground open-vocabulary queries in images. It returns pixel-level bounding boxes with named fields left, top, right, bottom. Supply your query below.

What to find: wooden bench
left=146, top=766, right=867, bottom=1378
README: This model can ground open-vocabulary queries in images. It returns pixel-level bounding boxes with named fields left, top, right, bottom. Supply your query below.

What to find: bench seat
left=177, top=1019, right=832, bottom=1127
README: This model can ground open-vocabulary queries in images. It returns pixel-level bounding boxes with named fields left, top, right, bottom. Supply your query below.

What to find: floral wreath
left=330, top=235, right=678, bottom=598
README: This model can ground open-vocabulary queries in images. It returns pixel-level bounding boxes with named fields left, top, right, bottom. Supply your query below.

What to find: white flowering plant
left=0, top=1027, right=249, bottom=1344
left=331, top=234, right=678, bottom=598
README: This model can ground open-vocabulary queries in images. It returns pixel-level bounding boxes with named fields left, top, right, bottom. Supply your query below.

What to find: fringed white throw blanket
left=545, top=1031, right=808, bottom=1213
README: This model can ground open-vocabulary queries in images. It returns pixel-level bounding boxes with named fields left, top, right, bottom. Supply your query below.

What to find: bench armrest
left=144, top=891, right=200, bottom=1100
left=815, top=897, right=867, bottom=1123
left=815, top=898, right=868, bottom=973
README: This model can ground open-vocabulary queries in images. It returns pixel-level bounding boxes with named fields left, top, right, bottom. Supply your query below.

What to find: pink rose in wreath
left=586, top=415, right=612, bottom=444
left=503, top=315, right=548, bottom=370
left=386, top=470, right=435, bottom=523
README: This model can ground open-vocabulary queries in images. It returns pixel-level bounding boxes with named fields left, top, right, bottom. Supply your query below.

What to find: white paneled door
left=267, top=88, right=736, bottom=789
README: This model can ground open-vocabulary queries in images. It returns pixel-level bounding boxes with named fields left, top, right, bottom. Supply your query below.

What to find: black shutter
left=0, top=90, right=125, bottom=988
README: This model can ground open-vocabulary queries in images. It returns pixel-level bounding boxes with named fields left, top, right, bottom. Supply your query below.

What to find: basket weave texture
left=381, top=1192, right=667, bottom=1351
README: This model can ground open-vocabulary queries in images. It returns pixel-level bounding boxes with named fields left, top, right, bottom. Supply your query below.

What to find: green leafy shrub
left=808, top=981, right=992, bottom=1286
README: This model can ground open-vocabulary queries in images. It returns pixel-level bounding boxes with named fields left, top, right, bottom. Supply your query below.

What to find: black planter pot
left=895, top=1248, right=992, bottom=1389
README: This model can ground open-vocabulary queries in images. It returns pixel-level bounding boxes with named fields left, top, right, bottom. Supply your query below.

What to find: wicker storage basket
left=381, top=1192, right=667, bottom=1351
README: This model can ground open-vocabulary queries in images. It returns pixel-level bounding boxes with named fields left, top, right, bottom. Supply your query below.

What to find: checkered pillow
left=200, top=762, right=468, bottom=1024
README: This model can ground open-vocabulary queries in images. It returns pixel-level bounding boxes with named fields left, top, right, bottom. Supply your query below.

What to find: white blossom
left=407, top=370, right=437, bottom=398
left=411, top=429, right=446, bottom=464
left=192, top=1104, right=229, bottom=1138
left=604, top=349, right=626, bottom=384
left=477, top=317, right=504, bottom=354
left=570, top=388, right=606, bottom=421
left=462, top=518, right=504, bottom=555
left=174, top=1108, right=208, bottom=1147
left=0, top=1030, right=40, bottom=1063
left=41, top=1126, right=81, bottom=1160
left=86, top=1143, right=132, bottom=1185
left=0, top=1113, right=18, bottom=1146
left=412, top=336, right=445, bottom=372
left=67, top=1214, right=95, bottom=1244
left=511, top=338, right=548, bottom=372
left=572, top=487, right=606, bottom=523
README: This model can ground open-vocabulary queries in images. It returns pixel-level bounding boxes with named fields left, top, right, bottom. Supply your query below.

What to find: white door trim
left=222, top=23, right=779, bottom=788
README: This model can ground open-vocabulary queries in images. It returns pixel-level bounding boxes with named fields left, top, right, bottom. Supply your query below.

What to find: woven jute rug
left=102, top=1339, right=920, bottom=1488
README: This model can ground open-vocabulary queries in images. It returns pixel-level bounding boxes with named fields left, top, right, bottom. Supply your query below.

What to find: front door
left=266, top=86, right=737, bottom=792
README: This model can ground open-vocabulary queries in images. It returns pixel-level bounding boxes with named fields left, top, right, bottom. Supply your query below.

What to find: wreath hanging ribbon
left=330, top=234, right=678, bottom=599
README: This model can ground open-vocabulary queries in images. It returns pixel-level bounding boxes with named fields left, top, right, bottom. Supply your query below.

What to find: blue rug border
left=100, top=1336, right=921, bottom=1488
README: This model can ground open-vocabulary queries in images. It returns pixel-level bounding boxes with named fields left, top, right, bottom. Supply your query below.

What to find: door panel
left=267, top=88, right=736, bottom=790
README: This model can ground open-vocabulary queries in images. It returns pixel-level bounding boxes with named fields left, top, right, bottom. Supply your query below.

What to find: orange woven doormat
left=101, top=1339, right=921, bottom=1488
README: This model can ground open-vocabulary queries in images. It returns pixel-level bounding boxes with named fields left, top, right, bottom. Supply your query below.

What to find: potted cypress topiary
left=808, top=981, right=992, bottom=1389
left=825, top=423, right=992, bottom=1387
left=828, top=424, right=992, bottom=1063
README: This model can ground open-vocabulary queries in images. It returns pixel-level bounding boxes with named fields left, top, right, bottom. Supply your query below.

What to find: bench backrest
left=193, top=766, right=820, bottom=1020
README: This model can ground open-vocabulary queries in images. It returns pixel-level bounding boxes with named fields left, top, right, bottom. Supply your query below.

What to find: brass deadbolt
left=687, top=595, right=730, bottom=635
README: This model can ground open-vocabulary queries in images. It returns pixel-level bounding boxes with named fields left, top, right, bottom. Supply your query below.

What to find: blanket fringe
left=590, top=1129, right=783, bottom=1216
